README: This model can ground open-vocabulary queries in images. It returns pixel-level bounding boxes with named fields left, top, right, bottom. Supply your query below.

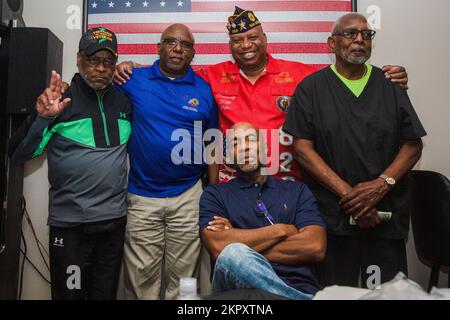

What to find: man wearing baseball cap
left=10, top=27, right=132, bottom=300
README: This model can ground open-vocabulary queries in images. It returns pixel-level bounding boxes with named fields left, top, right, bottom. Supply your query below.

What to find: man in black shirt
left=283, top=13, right=426, bottom=288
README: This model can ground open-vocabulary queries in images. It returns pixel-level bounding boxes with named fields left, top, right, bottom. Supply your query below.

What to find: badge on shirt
left=182, top=98, right=200, bottom=112
left=276, top=96, right=291, bottom=113
left=274, top=72, right=294, bottom=84
left=220, top=73, right=237, bottom=84
left=189, top=98, right=200, bottom=108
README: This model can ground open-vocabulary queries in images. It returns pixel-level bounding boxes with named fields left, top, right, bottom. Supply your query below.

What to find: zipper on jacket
left=96, top=91, right=111, bottom=147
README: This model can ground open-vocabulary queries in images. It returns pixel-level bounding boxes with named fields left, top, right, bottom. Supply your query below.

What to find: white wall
left=17, top=0, right=449, bottom=299
left=358, top=0, right=450, bottom=290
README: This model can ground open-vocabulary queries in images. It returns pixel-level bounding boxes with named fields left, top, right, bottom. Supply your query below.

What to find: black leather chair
left=410, top=170, right=450, bottom=291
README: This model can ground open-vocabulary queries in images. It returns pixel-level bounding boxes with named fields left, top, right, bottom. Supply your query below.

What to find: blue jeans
left=211, top=243, right=313, bottom=300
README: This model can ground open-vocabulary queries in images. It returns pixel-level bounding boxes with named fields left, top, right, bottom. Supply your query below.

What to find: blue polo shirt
left=199, top=176, right=325, bottom=294
left=116, top=61, right=218, bottom=198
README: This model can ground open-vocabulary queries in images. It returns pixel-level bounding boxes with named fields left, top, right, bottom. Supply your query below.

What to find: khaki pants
left=123, top=180, right=202, bottom=300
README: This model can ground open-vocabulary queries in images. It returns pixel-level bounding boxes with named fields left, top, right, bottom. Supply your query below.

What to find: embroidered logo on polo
left=215, top=94, right=236, bottom=111
left=220, top=72, right=237, bottom=84
left=274, top=72, right=294, bottom=84
left=189, top=98, right=200, bottom=108
left=182, top=98, right=200, bottom=112
left=276, top=96, right=292, bottom=113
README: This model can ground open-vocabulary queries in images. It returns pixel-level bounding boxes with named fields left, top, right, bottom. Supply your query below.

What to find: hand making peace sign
left=35, top=70, right=71, bottom=117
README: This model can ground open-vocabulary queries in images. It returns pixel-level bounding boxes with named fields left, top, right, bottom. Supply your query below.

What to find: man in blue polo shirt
left=116, top=24, right=218, bottom=300
left=199, top=122, right=326, bottom=300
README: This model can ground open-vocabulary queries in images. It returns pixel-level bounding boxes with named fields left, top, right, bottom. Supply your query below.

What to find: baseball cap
left=79, top=27, right=118, bottom=57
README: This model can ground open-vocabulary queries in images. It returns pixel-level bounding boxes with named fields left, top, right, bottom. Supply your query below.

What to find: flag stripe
left=119, top=53, right=335, bottom=65
left=118, top=43, right=331, bottom=55
left=192, top=63, right=330, bottom=70
left=192, top=0, right=350, bottom=2
left=115, top=32, right=331, bottom=44
left=87, top=11, right=348, bottom=24
left=192, top=0, right=351, bottom=2
left=88, top=21, right=335, bottom=33
left=191, top=1, right=351, bottom=12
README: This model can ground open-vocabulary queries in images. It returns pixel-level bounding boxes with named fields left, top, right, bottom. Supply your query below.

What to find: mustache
left=80, top=72, right=113, bottom=89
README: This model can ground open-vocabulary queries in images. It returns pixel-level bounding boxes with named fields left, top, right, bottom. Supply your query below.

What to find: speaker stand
left=0, top=25, right=25, bottom=299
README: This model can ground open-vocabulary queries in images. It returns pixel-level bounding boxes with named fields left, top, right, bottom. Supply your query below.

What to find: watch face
left=386, top=177, right=396, bottom=185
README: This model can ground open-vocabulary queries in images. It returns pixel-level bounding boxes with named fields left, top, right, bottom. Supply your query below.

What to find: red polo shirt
left=199, top=54, right=317, bottom=182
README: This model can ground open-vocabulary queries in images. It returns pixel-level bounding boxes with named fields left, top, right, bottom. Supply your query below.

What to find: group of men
left=10, top=6, right=426, bottom=300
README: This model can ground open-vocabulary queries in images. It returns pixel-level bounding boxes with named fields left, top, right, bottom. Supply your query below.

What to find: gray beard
left=79, top=71, right=111, bottom=91
left=337, top=50, right=371, bottom=65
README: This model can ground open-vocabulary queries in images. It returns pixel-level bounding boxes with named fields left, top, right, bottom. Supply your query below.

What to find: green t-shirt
left=330, top=64, right=373, bottom=97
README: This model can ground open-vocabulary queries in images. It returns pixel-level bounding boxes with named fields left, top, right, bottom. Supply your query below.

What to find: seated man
left=199, top=122, right=326, bottom=300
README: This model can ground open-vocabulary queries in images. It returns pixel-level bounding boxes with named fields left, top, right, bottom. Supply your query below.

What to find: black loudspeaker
left=0, top=26, right=62, bottom=298
left=0, top=0, right=23, bottom=27
left=3, top=27, right=63, bottom=114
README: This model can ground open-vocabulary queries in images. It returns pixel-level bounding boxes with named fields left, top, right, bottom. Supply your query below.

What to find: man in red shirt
left=196, top=7, right=318, bottom=182
left=115, top=7, right=408, bottom=183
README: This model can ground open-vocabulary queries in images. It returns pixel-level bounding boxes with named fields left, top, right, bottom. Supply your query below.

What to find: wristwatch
left=379, top=174, right=396, bottom=187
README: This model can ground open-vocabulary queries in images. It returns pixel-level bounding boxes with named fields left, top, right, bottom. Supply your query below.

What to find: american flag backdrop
left=86, top=0, right=355, bottom=69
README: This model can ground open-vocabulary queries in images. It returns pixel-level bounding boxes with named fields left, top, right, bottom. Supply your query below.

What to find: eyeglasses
left=254, top=200, right=275, bottom=225
left=160, top=37, right=194, bottom=50
left=333, top=29, right=376, bottom=40
left=82, top=53, right=117, bottom=68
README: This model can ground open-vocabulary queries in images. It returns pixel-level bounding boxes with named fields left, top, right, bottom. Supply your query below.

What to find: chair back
left=410, top=170, right=450, bottom=268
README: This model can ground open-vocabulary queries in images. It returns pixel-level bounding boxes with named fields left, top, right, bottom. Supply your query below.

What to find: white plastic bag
left=359, top=273, right=432, bottom=300
left=314, top=272, right=450, bottom=300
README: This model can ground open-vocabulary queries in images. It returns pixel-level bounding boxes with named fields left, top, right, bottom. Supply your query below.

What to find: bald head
left=328, top=13, right=373, bottom=66
left=161, top=23, right=194, bottom=44
left=230, top=122, right=258, bottom=132
left=332, top=13, right=368, bottom=35
left=227, top=122, right=268, bottom=173
left=157, top=23, right=195, bottom=78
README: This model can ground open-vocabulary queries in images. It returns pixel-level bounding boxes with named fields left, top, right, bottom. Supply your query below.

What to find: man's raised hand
left=36, top=71, right=71, bottom=117
left=114, top=61, right=135, bottom=85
